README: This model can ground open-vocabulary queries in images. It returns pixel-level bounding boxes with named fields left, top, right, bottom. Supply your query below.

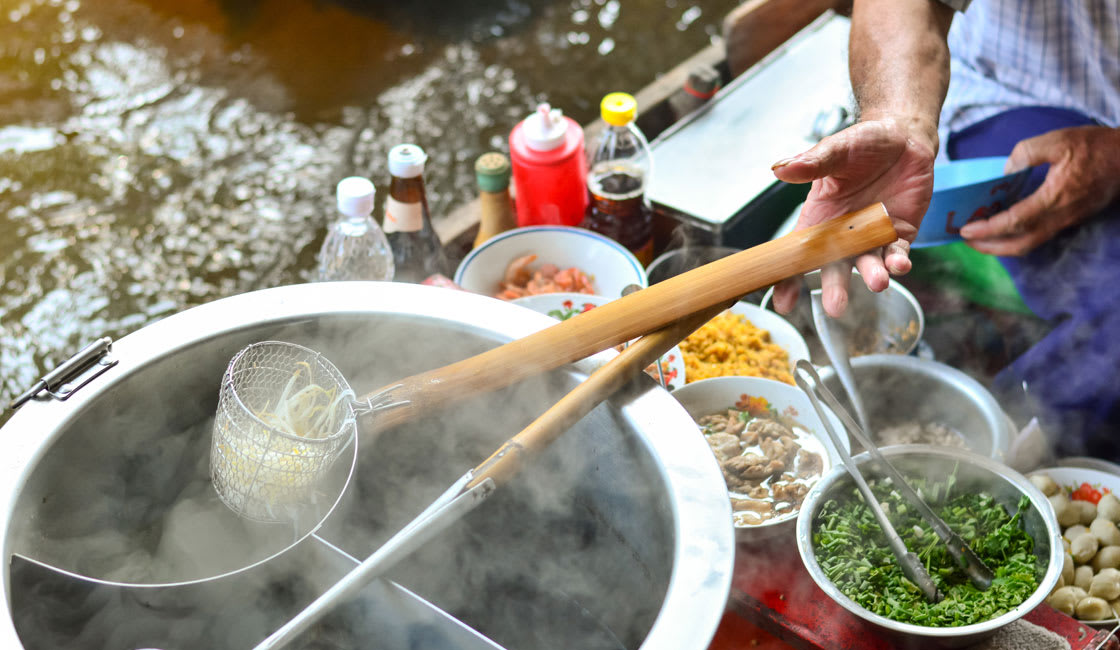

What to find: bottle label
left=384, top=197, right=423, bottom=234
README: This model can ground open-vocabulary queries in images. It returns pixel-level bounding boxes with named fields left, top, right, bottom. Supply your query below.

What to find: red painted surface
left=709, top=539, right=1119, bottom=650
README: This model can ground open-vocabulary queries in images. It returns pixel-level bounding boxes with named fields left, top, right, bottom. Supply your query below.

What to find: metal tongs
left=794, top=360, right=995, bottom=602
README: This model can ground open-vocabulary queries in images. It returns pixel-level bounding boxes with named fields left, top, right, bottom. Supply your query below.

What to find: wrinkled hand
left=959, top=126, right=1120, bottom=256
left=770, top=117, right=936, bottom=317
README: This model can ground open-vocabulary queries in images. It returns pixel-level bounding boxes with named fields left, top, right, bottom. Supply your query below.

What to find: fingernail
left=771, top=157, right=796, bottom=170
left=1004, top=156, right=1028, bottom=174
left=959, top=224, right=976, bottom=237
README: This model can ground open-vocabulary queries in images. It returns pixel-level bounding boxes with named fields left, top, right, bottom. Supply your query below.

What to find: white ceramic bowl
left=1028, top=466, right=1120, bottom=629
left=513, top=292, right=687, bottom=391
left=454, top=226, right=648, bottom=300
left=671, top=376, right=848, bottom=539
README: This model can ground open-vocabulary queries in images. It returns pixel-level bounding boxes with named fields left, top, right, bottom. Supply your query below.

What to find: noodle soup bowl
left=453, top=225, right=647, bottom=299
left=797, top=446, right=1062, bottom=648
left=672, top=376, right=848, bottom=541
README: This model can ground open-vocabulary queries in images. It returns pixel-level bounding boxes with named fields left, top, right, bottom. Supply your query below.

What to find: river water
left=0, top=0, right=737, bottom=415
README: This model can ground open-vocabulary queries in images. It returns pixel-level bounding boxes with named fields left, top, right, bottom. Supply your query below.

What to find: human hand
left=770, top=117, right=936, bottom=317
left=959, top=126, right=1120, bottom=256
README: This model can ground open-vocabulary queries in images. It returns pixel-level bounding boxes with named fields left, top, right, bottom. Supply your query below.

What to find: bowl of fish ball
left=671, top=376, right=848, bottom=539
left=798, top=445, right=1063, bottom=647
left=818, top=354, right=1014, bottom=461
left=678, top=302, right=810, bottom=386
left=453, top=225, right=647, bottom=300
left=761, top=269, right=924, bottom=366
left=1029, top=467, right=1120, bottom=627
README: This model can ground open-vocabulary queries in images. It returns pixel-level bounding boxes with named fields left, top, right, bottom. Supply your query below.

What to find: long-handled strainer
left=210, top=203, right=897, bottom=523
left=211, top=341, right=396, bottom=522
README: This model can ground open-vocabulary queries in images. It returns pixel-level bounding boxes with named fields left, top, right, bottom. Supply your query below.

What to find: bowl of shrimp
left=453, top=225, right=648, bottom=301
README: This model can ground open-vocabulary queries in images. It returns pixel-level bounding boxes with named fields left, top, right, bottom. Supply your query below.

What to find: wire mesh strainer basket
left=211, top=341, right=357, bottom=522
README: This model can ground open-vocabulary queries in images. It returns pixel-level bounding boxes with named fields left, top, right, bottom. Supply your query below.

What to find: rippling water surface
left=0, top=0, right=737, bottom=415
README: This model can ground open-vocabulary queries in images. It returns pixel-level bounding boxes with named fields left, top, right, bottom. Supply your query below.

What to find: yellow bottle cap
left=601, top=92, right=637, bottom=126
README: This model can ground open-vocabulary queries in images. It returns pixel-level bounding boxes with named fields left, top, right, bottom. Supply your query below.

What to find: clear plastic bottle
left=581, top=92, right=655, bottom=265
left=316, top=176, right=395, bottom=282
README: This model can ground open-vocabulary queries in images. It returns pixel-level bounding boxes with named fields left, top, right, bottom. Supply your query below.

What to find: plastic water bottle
left=316, top=176, right=395, bottom=282
left=508, top=103, right=588, bottom=227
left=581, top=92, right=654, bottom=265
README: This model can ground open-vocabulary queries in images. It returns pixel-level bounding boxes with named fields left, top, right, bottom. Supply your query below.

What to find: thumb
left=1005, top=134, right=1049, bottom=174
left=771, top=136, right=848, bottom=184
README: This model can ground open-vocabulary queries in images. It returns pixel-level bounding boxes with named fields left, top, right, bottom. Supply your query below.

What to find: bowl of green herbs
left=796, top=445, right=1062, bottom=647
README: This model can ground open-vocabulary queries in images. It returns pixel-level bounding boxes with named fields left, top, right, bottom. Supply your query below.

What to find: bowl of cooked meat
left=797, top=445, right=1062, bottom=647
left=671, top=376, right=848, bottom=540
left=453, top=225, right=647, bottom=300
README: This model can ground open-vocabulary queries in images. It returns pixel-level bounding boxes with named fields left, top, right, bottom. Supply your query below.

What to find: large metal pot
left=0, top=282, right=734, bottom=649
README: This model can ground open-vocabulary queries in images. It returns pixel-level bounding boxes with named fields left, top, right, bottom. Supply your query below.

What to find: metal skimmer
left=210, top=341, right=405, bottom=522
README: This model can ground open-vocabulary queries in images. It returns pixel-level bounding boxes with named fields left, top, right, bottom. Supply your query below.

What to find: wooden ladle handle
left=363, top=202, right=896, bottom=434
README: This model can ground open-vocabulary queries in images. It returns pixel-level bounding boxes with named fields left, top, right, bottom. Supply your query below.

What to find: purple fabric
left=947, top=106, right=1120, bottom=459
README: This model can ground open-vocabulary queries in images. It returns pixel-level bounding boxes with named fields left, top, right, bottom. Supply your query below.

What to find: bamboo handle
left=466, top=301, right=731, bottom=489
left=362, top=202, right=896, bottom=434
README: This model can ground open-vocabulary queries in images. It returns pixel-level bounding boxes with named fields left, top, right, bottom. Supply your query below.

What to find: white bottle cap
left=523, top=103, right=568, bottom=152
left=388, top=144, right=428, bottom=178
left=336, top=176, right=376, bottom=217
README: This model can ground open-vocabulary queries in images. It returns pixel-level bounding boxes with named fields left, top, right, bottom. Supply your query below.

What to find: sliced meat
left=723, top=453, right=785, bottom=481
left=705, top=432, right=741, bottom=462
left=796, top=449, right=823, bottom=479
left=748, top=418, right=794, bottom=442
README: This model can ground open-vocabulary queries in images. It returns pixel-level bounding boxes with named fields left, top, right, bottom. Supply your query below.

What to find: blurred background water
left=0, top=0, right=739, bottom=418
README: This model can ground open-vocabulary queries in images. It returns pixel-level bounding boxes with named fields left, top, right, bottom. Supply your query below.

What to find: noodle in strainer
left=210, top=341, right=362, bottom=522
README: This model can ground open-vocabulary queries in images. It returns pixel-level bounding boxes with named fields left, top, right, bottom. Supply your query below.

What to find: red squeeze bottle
left=508, top=103, right=588, bottom=226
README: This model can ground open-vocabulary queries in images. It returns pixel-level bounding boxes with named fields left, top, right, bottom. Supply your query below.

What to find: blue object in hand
left=914, top=156, right=1035, bottom=248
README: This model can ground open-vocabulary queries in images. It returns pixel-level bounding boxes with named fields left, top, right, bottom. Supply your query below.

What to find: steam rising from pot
left=7, top=313, right=679, bottom=649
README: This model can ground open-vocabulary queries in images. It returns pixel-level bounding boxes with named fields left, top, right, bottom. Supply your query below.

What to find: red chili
left=1072, top=482, right=1103, bottom=504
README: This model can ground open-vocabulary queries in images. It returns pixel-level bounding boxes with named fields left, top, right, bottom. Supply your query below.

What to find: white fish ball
left=1099, top=494, right=1120, bottom=523
left=1093, top=518, right=1120, bottom=546
left=1076, top=500, right=1099, bottom=525
left=1031, top=473, right=1060, bottom=496
left=1066, top=524, right=1090, bottom=541
left=1090, top=568, right=1120, bottom=600
left=1063, top=552, right=1076, bottom=585
left=1093, top=546, right=1120, bottom=572
left=1077, top=596, right=1113, bottom=620
left=1051, top=493, right=1080, bottom=528
left=1075, top=565, right=1095, bottom=591
left=1050, top=586, right=1087, bottom=615
left=1073, top=533, right=1101, bottom=564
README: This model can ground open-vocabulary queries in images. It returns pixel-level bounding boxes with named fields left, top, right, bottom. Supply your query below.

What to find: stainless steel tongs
left=793, top=360, right=995, bottom=602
